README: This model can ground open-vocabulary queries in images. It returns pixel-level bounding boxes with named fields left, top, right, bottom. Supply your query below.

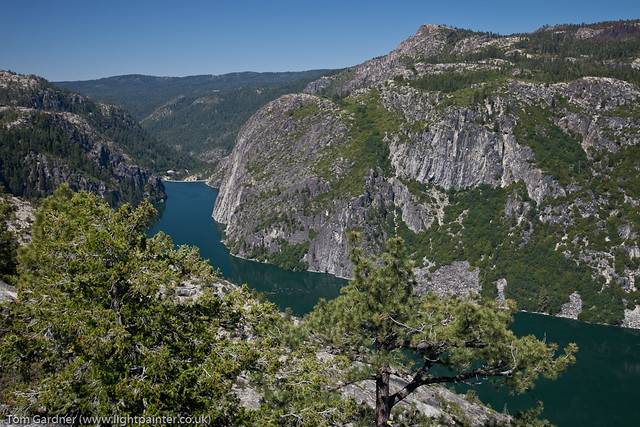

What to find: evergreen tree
left=0, top=195, right=17, bottom=279
left=0, top=186, right=370, bottom=426
left=308, top=233, right=578, bottom=426
left=0, top=187, right=580, bottom=425
left=0, top=186, right=285, bottom=423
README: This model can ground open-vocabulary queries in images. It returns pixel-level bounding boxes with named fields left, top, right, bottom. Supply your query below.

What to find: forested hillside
left=0, top=71, right=167, bottom=205
left=58, top=71, right=333, bottom=176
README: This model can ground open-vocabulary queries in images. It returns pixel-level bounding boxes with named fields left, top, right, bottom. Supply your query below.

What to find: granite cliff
left=0, top=71, right=165, bottom=205
left=214, top=21, right=640, bottom=326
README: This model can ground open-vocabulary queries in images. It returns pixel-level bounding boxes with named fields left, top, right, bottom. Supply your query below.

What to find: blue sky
left=1, top=0, right=638, bottom=81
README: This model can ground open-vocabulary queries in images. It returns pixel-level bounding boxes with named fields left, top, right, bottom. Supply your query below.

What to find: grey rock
left=414, top=261, right=481, bottom=297
left=452, top=35, right=523, bottom=54
left=496, top=278, right=508, bottom=307
left=575, top=27, right=604, bottom=39
left=578, top=250, right=616, bottom=285
left=0, top=279, right=16, bottom=303
left=232, top=377, right=262, bottom=410
left=623, top=305, right=640, bottom=329
left=389, top=109, right=504, bottom=191
left=343, top=375, right=509, bottom=426
left=1, top=195, right=35, bottom=244
left=389, top=177, right=443, bottom=232
left=558, top=292, right=583, bottom=319
left=561, top=77, right=640, bottom=112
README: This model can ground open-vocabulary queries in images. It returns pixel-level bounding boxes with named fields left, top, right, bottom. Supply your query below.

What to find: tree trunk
left=376, top=366, right=392, bottom=427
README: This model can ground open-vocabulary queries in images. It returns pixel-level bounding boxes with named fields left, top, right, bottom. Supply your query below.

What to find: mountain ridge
left=56, top=70, right=335, bottom=117
left=57, top=70, right=335, bottom=177
left=213, top=19, right=640, bottom=327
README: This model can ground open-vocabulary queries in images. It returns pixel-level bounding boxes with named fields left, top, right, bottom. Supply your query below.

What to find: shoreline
left=212, top=216, right=351, bottom=280
left=217, top=235, right=351, bottom=279
left=223, top=244, right=639, bottom=330
left=518, top=309, right=639, bottom=331
left=214, top=237, right=635, bottom=329
left=162, top=179, right=208, bottom=183
left=162, top=179, right=217, bottom=190
left=164, top=181, right=640, bottom=331
left=225, top=242, right=639, bottom=330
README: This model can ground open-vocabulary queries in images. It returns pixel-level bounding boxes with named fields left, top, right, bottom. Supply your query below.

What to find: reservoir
left=151, top=181, right=640, bottom=427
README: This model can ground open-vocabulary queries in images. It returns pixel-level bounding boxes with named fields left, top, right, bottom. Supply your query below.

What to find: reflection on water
left=152, top=182, right=640, bottom=427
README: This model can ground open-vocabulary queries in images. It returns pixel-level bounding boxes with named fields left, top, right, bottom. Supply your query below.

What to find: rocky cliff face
left=0, top=194, right=34, bottom=245
left=214, top=21, right=640, bottom=326
left=0, top=71, right=165, bottom=205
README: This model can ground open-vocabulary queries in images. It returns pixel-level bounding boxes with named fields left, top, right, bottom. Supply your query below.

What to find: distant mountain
left=0, top=71, right=166, bottom=205
left=57, top=70, right=334, bottom=176
left=213, top=20, right=640, bottom=327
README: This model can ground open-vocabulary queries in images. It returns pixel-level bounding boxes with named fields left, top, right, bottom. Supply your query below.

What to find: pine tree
left=0, top=195, right=17, bottom=279
left=308, top=233, right=578, bottom=426
left=0, top=186, right=285, bottom=422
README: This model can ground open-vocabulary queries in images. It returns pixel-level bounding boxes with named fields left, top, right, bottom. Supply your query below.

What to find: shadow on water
left=152, top=181, right=640, bottom=427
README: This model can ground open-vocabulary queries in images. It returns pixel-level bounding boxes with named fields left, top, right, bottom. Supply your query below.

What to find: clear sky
left=1, top=0, right=638, bottom=81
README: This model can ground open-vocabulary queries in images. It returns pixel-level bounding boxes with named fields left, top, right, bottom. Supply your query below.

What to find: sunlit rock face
left=214, top=21, right=640, bottom=326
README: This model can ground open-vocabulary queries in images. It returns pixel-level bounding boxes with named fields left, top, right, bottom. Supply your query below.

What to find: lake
left=151, top=181, right=640, bottom=427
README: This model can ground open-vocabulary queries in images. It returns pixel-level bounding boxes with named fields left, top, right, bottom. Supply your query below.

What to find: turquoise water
left=149, top=182, right=344, bottom=315
left=460, top=312, right=640, bottom=426
left=151, top=182, right=640, bottom=427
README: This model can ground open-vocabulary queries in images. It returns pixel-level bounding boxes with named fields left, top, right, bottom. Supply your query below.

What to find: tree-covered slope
left=57, top=70, right=334, bottom=176
left=213, top=20, right=640, bottom=327
left=0, top=71, right=167, bottom=205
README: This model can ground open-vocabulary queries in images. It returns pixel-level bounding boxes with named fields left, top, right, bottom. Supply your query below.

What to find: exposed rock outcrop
left=558, top=292, right=583, bottom=319
left=2, top=195, right=34, bottom=244
left=214, top=21, right=640, bottom=327
left=0, top=279, right=16, bottom=303
left=414, top=261, right=481, bottom=297
left=496, top=278, right=508, bottom=307
left=342, top=374, right=509, bottom=426
left=0, top=71, right=165, bottom=205
left=623, top=305, right=640, bottom=329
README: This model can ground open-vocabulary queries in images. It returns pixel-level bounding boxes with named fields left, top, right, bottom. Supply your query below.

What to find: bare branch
left=387, top=315, right=425, bottom=334
left=280, top=413, right=302, bottom=422
left=389, top=365, right=513, bottom=408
